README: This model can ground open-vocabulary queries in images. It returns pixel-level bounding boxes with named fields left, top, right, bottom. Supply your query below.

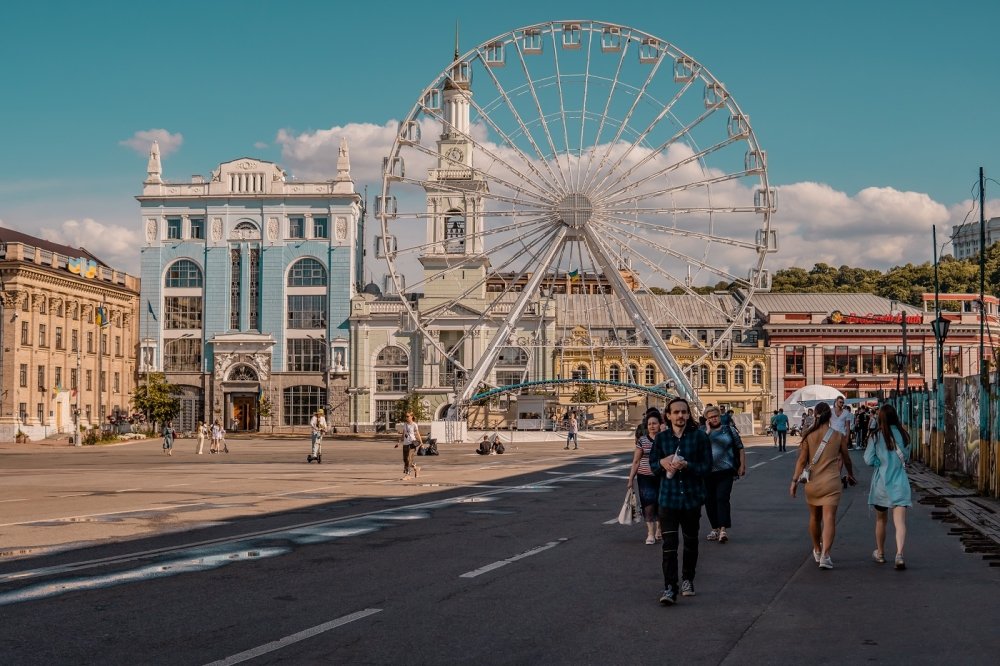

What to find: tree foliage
left=394, top=393, right=429, bottom=422
left=768, top=245, right=1000, bottom=307
left=571, top=383, right=609, bottom=404
left=131, top=373, right=181, bottom=428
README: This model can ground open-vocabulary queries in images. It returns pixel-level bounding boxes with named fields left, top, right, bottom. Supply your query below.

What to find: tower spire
left=333, top=137, right=354, bottom=194
left=454, top=19, right=460, bottom=61
left=145, top=140, right=162, bottom=184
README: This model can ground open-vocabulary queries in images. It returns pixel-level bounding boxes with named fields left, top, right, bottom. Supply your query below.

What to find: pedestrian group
left=629, top=397, right=910, bottom=606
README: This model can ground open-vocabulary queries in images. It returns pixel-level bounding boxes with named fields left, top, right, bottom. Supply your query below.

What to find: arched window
left=444, top=210, right=466, bottom=253
left=288, top=258, right=327, bottom=286
left=163, top=338, right=202, bottom=372
left=165, top=260, right=203, bottom=288
left=377, top=346, right=409, bottom=365
left=752, top=364, right=763, bottom=385
left=716, top=366, right=728, bottom=386
left=497, top=347, right=529, bottom=386
left=574, top=365, right=589, bottom=380
left=497, top=347, right=529, bottom=366
left=376, top=346, right=409, bottom=393
left=608, top=364, right=621, bottom=382
left=644, top=364, right=656, bottom=386
left=734, top=365, right=746, bottom=385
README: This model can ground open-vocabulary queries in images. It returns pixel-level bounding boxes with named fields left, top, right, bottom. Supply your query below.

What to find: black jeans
left=776, top=430, right=787, bottom=450
left=659, top=506, right=701, bottom=587
left=705, top=470, right=735, bottom=529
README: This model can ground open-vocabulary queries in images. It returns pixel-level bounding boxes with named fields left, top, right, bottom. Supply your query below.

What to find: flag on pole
left=147, top=300, right=157, bottom=321
left=96, top=305, right=109, bottom=327
left=257, top=385, right=264, bottom=403
left=568, top=268, right=580, bottom=281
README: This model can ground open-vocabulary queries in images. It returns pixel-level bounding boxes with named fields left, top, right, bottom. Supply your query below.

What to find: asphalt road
left=1, top=436, right=998, bottom=665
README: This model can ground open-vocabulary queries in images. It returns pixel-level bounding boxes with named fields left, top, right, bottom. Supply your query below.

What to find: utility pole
left=979, top=166, right=986, bottom=372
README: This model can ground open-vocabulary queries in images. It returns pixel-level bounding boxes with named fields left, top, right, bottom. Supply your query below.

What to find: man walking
left=308, top=409, right=328, bottom=463
left=773, top=408, right=789, bottom=452
left=564, top=413, right=579, bottom=450
left=830, top=397, right=854, bottom=448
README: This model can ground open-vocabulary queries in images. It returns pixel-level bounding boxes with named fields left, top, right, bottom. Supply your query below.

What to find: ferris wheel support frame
left=456, top=225, right=569, bottom=406
left=580, top=225, right=703, bottom=411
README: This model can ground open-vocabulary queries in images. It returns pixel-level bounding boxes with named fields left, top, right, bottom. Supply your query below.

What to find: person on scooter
left=308, top=409, right=328, bottom=463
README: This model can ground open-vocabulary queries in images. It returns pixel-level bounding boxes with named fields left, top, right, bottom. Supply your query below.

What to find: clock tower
left=419, top=48, right=489, bottom=308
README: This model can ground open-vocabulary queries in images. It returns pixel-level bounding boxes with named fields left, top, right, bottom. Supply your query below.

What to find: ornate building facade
left=138, top=141, right=362, bottom=432
left=0, top=228, right=139, bottom=441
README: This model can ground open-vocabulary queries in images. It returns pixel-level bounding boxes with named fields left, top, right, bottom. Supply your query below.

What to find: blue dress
left=863, top=426, right=911, bottom=508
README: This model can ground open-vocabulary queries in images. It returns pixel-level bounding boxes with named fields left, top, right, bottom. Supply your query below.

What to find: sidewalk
left=907, top=462, right=1000, bottom=560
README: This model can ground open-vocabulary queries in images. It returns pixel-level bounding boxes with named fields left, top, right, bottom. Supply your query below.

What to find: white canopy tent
left=781, top=385, right=846, bottom=423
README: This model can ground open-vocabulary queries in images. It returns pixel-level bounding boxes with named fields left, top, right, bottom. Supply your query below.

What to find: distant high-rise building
left=951, top=217, right=1000, bottom=260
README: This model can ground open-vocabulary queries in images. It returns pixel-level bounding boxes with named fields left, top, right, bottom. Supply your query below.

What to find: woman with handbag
left=701, top=406, right=746, bottom=543
left=864, top=404, right=911, bottom=569
left=789, top=401, right=855, bottom=570
left=627, top=410, right=663, bottom=545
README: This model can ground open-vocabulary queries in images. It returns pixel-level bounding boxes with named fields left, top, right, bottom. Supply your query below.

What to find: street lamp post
left=894, top=350, right=906, bottom=397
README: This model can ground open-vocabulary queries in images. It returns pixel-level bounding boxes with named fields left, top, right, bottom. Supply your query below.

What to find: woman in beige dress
left=789, top=401, right=856, bottom=570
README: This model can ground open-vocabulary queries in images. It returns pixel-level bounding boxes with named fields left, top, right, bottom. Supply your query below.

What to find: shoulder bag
left=798, top=428, right=835, bottom=483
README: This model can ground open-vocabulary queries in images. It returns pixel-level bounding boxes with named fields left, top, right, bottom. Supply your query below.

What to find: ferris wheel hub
left=556, top=193, right=594, bottom=229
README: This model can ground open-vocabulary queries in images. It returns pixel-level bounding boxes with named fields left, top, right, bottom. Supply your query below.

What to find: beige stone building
left=0, top=228, right=139, bottom=442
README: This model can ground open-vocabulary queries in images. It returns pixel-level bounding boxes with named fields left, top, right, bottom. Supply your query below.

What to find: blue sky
left=1, top=0, right=998, bottom=276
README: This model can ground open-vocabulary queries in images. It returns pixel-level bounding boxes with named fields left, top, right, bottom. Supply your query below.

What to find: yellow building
left=0, top=229, right=139, bottom=442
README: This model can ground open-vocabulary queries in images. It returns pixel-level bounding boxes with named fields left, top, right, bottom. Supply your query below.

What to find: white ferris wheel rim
left=379, top=20, right=773, bottom=403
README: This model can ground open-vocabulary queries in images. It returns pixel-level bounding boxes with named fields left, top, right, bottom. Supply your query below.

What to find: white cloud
left=254, top=141, right=269, bottom=150
left=119, top=129, right=184, bottom=157
left=39, top=218, right=141, bottom=273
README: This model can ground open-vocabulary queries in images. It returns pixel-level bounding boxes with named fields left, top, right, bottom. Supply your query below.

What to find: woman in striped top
left=628, top=410, right=663, bottom=545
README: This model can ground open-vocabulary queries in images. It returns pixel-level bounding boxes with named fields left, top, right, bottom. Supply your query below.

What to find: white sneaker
left=819, top=555, right=834, bottom=570
left=706, top=530, right=720, bottom=541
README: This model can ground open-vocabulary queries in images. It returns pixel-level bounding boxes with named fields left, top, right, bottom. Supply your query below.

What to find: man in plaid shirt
left=650, top=397, right=712, bottom=606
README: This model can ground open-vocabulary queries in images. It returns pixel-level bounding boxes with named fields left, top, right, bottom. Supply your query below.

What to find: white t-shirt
left=830, top=408, right=853, bottom=435
left=403, top=422, right=419, bottom=444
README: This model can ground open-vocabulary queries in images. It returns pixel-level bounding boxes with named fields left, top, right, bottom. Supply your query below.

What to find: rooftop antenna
left=454, top=19, right=460, bottom=61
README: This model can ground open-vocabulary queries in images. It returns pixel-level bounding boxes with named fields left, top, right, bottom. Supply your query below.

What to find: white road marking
left=203, top=608, right=382, bottom=666
left=115, top=488, right=140, bottom=493
left=0, top=464, right=629, bottom=584
left=268, top=485, right=337, bottom=497
left=0, top=506, right=177, bottom=528
left=164, top=483, right=190, bottom=488
left=770, top=455, right=785, bottom=461
left=0, top=498, right=27, bottom=503
left=750, top=462, right=768, bottom=469
left=603, top=518, right=619, bottom=525
left=57, top=493, right=92, bottom=498
left=460, top=539, right=567, bottom=578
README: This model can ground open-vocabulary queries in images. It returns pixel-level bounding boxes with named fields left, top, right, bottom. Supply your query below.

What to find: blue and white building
left=138, top=140, right=362, bottom=432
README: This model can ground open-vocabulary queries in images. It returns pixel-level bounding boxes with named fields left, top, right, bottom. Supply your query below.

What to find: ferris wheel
left=378, top=20, right=775, bottom=409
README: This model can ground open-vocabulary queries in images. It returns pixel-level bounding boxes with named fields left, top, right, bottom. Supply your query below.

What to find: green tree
left=131, top=373, right=181, bottom=429
left=394, top=393, right=429, bottom=422
left=571, top=383, right=608, bottom=403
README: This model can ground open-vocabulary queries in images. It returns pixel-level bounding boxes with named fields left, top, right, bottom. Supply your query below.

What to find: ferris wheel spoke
left=545, top=26, right=577, bottom=189
left=597, top=212, right=763, bottom=251
left=575, top=27, right=596, bottom=191
left=414, top=106, right=557, bottom=203
left=580, top=46, right=669, bottom=193
left=592, top=104, right=720, bottom=201
left=509, top=37, right=571, bottom=192
left=424, top=224, right=564, bottom=336
left=594, top=131, right=740, bottom=206
left=472, top=49, right=569, bottom=197
left=393, top=171, right=551, bottom=210
left=587, top=76, right=698, bottom=198
left=592, top=218, right=750, bottom=287
left=603, top=169, right=758, bottom=209
left=391, top=215, right=552, bottom=288
left=461, top=84, right=567, bottom=198
left=457, top=225, right=570, bottom=402
left=578, top=33, right=632, bottom=194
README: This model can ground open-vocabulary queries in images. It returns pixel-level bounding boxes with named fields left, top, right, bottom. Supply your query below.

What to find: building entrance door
left=229, top=394, right=258, bottom=432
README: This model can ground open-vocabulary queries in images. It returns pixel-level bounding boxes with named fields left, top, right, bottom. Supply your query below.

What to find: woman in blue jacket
left=650, top=397, right=711, bottom=605
left=863, top=404, right=911, bottom=569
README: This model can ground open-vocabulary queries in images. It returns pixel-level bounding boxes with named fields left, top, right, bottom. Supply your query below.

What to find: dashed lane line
left=460, top=539, right=567, bottom=578
left=203, top=608, right=382, bottom=666
left=750, top=462, right=768, bottom=469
